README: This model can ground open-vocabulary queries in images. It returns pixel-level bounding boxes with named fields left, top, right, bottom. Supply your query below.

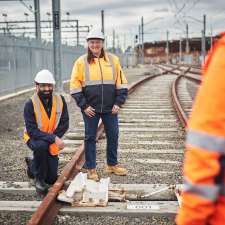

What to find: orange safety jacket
left=23, top=93, right=63, bottom=156
left=176, top=33, right=225, bottom=225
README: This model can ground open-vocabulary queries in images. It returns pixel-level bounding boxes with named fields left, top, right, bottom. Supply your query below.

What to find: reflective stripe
left=220, top=184, right=225, bottom=196
left=116, top=84, right=128, bottom=89
left=86, top=80, right=115, bottom=86
left=70, top=88, right=82, bottom=94
left=84, top=55, right=90, bottom=81
left=186, top=129, right=225, bottom=154
left=32, top=94, right=42, bottom=129
left=108, top=53, right=116, bottom=80
left=103, top=80, right=115, bottom=85
left=55, top=95, right=62, bottom=129
left=84, top=53, right=116, bottom=83
left=183, top=178, right=220, bottom=201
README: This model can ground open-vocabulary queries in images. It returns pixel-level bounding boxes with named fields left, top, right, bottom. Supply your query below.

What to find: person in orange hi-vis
left=23, top=70, right=69, bottom=194
left=176, top=32, right=225, bottom=225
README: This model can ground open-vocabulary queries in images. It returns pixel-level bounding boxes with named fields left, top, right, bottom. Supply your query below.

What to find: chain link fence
left=0, top=35, right=137, bottom=96
left=0, top=35, right=85, bottom=96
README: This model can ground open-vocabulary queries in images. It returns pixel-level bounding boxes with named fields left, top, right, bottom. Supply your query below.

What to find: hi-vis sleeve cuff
left=116, top=84, right=128, bottom=89
left=70, top=88, right=82, bottom=94
left=220, top=184, right=225, bottom=196
left=183, top=177, right=220, bottom=201
left=186, top=129, right=225, bottom=154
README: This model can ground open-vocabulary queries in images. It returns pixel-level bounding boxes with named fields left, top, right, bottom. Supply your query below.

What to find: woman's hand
left=84, top=106, right=96, bottom=117
left=112, top=104, right=120, bottom=114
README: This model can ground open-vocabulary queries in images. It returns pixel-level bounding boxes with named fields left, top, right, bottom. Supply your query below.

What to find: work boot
left=25, top=157, right=34, bottom=179
left=105, top=164, right=127, bottom=176
left=87, top=169, right=99, bottom=182
left=34, top=179, right=49, bottom=194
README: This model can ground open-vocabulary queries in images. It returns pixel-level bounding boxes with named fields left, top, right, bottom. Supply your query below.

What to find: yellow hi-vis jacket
left=23, top=93, right=63, bottom=155
left=70, top=52, right=128, bottom=113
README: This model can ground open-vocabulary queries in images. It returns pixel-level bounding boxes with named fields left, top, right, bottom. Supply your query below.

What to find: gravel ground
left=186, top=80, right=199, bottom=100
left=55, top=215, right=175, bottom=225
left=0, top=213, right=175, bottom=225
left=0, top=66, right=152, bottom=182
left=0, top=65, right=197, bottom=225
left=0, top=65, right=161, bottom=225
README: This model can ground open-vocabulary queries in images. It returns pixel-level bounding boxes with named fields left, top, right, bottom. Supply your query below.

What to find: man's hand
left=84, top=106, right=96, bottom=117
left=112, top=104, right=120, bottom=114
left=55, top=136, right=65, bottom=150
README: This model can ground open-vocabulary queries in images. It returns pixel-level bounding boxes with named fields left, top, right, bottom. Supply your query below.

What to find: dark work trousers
left=27, top=139, right=58, bottom=184
left=82, top=112, right=119, bottom=169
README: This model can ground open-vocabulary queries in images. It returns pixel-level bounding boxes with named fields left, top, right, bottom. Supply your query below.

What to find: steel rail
left=27, top=69, right=171, bottom=225
left=154, top=64, right=201, bottom=127
left=171, top=69, right=201, bottom=127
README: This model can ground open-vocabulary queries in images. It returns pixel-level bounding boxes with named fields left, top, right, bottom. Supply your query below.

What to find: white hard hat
left=86, top=28, right=105, bottom=40
left=34, top=69, right=56, bottom=85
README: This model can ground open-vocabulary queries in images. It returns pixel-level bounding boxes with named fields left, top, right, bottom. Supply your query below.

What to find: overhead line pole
left=141, top=16, right=144, bottom=64
left=185, top=24, right=189, bottom=53
left=166, top=30, right=169, bottom=64
left=34, top=0, right=41, bottom=40
left=101, top=10, right=104, bottom=34
left=202, top=14, right=206, bottom=62
left=52, top=0, right=62, bottom=93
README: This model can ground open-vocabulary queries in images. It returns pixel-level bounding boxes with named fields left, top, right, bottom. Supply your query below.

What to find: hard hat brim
left=86, top=37, right=105, bottom=41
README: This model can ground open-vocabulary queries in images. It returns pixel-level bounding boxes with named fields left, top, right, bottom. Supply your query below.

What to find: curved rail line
left=27, top=69, right=174, bottom=225
left=27, top=64, right=201, bottom=225
left=172, top=74, right=201, bottom=127
left=155, top=64, right=201, bottom=127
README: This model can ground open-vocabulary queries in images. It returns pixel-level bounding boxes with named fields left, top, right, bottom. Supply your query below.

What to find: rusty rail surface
left=161, top=65, right=201, bottom=127
left=154, top=64, right=201, bottom=127
left=172, top=73, right=201, bottom=127
left=27, top=69, right=171, bottom=225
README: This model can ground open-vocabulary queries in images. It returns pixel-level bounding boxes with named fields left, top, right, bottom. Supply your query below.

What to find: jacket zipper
left=98, top=58, right=104, bottom=113
left=120, top=70, right=123, bottom=84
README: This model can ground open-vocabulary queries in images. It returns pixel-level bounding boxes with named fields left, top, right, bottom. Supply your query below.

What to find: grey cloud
left=0, top=0, right=225, bottom=44
left=154, top=8, right=169, bottom=12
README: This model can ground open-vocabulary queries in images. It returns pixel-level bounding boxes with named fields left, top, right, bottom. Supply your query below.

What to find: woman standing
left=70, top=28, right=128, bottom=181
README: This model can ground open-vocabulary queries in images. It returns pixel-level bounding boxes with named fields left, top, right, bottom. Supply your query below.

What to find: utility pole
left=138, top=25, right=141, bottom=63
left=46, top=12, right=51, bottom=38
left=34, top=0, right=41, bottom=40
left=52, top=0, right=62, bottom=93
left=105, top=35, right=108, bottom=49
left=185, top=24, right=189, bottom=54
left=76, top=20, right=79, bottom=46
left=2, top=13, right=9, bottom=34
left=123, top=34, right=126, bottom=52
left=112, top=29, right=115, bottom=53
left=138, top=25, right=141, bottom=44
left=210, top=25, right=213, bottom=49
left=141, top=16, right=144, bottom=64
left=117, top=34, right=120, bottom=50
left=166, top=30, right=169, bottom=64
left=179, top=37, right=182, bottom=64
left=202, top=14, right=206, bottom=62
left=101, top=10, right=104, bottom=34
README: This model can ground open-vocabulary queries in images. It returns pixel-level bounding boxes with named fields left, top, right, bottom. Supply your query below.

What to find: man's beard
left=38, top=90, right=53, bottom=99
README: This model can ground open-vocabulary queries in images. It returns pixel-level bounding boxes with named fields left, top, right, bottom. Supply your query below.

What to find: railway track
left=0, top=64, right=201, bottom=225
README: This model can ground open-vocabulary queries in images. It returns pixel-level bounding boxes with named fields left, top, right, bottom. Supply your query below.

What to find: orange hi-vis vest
left=176, top=33, right=225, bottom=225
left=23, top=93, right=63, bottom=156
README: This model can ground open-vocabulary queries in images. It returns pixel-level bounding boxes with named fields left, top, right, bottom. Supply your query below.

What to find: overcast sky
left=0, top=0, right=225, bottom=48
